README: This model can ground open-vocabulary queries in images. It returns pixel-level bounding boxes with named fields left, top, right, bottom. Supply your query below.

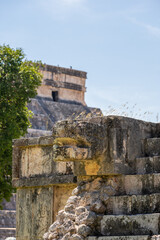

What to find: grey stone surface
left=72, top=173, right=160, bottom=196
left=144, top=138, right=160, bottom=157
left=69, top=234, right=83, bottom=240
left=88, top=237, right=160, bottom=240
left=75, top=173, right=160, bottom=196
left=105, top=193, right=160, bottom=215
left=77, top=224, right=92, bottom=237
left=0, top=210, right=16, bottom=228
left=16, top=187, right=53, bottom=240
left=0, top=228, right=16, bottom=240
left=13, top=135, right=55, bottom=147
left=12, top=175, right=77, bottom=188
left=101, top=213, right=160, bottom=236
left=136, top=156, right=160, bottom=174
left=2, top=194, right=16, bottom=211
left=0, top=194, right=16, bottom=240
left=26, top=129, right=52, bottom=137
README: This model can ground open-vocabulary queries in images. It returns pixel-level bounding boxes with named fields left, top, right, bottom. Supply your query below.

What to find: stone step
left=104, top=173, right=160, bottom=196
left=100, top=213, right=160, bottom=236
left=2, top=194, right=16, bottom=210
left=88, top=236, right=160, bottom=240
left=143, top=138, right=160, bottom=157
left=105, top=193, right=160, bottom=215
left=0, top=210, right=16, bottom=228
left=136, top=156, right=160, bottom=174
left=0, top=228, right=16, bottom=240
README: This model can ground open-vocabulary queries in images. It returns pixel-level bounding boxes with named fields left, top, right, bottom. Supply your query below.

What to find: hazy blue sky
left=0, top=0, right=160, bottom=122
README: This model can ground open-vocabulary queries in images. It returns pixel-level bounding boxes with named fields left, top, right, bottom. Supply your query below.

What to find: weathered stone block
left=144, top=138, right=160, bottom=157
left=90, top=236, right=160, bottom=240
left=53, top=145, right=92, bottom=161
left=136, top=156, right=160, bottom=174
left=21, top=146, right=53, bottom=177
left=105, top=193, right=160, bottom=215
left=16, top=187, right=53, bottom=240
left=101, top=213, right=160, bottom=236
left=0, top=228, right=16, bottom=240
left=53, top=186, right=75, bottom=220
left=0, top=210, right=16, bottom=228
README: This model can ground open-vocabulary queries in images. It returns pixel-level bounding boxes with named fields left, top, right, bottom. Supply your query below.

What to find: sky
left=0, top=0, right=160, bottom=122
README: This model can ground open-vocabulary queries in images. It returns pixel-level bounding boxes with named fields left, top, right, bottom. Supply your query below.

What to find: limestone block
left=21, top=146, right=53, bottom=177
left=16, top=187, right=53, bottom=240
left=105, top=193, right=160, bottom=215
left=53, top=145, right=91, bottom=161
left=77, top=224, right=92, bottom=237
left=124, top=174, right=143, bottom=195
left=87, top=237, right=97, bottom=240
left=0, top=229, right=16, bottom=240
left=73, top=160, right=101, bottom=176
left=101, top=213, right=160, bottom=236
left=74, top=159, right=124, bottom=176
left=144, top=138, right=160, bottom=157
left=120, top=173, right=160, bottom=195
left=0, top=210, right=16, bottom=228
left=76, top=173, right=160, bottom=196
left=55, top=161, right=74, bottom=175
left=2, top=193, right=16, bottom=210
left=95, top=236, right=159, bottom=240
left=136, top=156, right=160, bottom=174
left=53, top=186, right=75, bottom=220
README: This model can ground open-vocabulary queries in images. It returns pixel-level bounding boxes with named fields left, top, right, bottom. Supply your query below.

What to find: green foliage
left=0, top=45, right=42, bottom=207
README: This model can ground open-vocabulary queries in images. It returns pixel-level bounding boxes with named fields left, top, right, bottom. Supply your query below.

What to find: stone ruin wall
left=1, top=64, right=102, bottom=240
left=12, top=116, right=160, bottom=240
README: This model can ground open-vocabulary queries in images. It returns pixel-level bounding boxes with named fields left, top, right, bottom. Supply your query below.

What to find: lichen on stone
left=53, top=137, right=91, bottom=148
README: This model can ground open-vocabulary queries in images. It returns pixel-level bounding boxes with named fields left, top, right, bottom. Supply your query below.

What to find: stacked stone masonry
left=0, top=194, right=16, bottom=240
left=38, top=64, right=87, bottom=105
left=12, top=116, right=160, bottom=240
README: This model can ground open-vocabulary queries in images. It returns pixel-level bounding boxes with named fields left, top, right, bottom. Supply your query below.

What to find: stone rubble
left=43, top=177, right=113, bottom=240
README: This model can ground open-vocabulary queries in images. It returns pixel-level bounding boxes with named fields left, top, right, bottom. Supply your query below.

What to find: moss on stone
left=54, top=137, right=91, bottom=148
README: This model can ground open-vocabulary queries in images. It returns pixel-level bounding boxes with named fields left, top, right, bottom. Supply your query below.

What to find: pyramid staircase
left=26, top=97, right=102, bottom=137
left=0, top=194, right=16, bottom=240
left=89, top=138, right=160, bottom=240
